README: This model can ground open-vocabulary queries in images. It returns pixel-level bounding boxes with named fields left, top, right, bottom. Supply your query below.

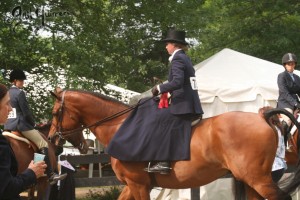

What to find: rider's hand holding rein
left=28, top=160, right=47, bottom=179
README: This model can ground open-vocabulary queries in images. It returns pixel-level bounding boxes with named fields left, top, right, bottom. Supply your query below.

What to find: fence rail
left=60, top=153, right=297, bottom=200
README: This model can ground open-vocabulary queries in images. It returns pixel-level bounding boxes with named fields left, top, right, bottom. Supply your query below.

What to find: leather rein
left=51, top=90, right=155, bottom=143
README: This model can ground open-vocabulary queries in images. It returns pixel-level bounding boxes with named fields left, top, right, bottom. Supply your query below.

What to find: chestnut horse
left=258, top=106, right=300, bottom=167
left=284, top=116, right=300, bottom=167
left=37, top=122, right=90, bottom=155
left=3, top=131, right=56, bottom=200
left=48, top=89, right=300, bottom=200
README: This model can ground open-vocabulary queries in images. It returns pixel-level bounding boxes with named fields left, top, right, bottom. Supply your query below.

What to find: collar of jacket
left=168, top=49, right=182, bottom=62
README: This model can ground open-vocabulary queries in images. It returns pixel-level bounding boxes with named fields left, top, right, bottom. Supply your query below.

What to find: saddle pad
left=2, top=131, right=31, bottom=144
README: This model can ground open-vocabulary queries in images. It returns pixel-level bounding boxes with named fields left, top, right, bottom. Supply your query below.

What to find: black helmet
left=9, top=69, right=26, bottom=82
left=282, top=53, right=297, bottom=65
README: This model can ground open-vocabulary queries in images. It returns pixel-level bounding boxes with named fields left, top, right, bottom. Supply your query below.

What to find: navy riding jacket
left=277, top=70, right=300, bottom=110
left=159, top=50, right=203, bottom=116
left=4, top=86, right=35, bottom=132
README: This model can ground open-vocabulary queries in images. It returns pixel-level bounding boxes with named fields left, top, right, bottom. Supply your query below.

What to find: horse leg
left=36, top=178, right=50, bottom=200
left=126, top=181, right=151, bottom=200
left=118, top=186, right=134, bottom=200
left=246, top=176, right=290, bottom=200
left=118, top=182, right=151, bottom=200
left=244, top=184, right=264, bottom=200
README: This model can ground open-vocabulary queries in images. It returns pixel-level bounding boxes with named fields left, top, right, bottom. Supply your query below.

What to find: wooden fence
left=59, top=154, right=121, bottom=187
left=60, top=153, right=204, bottom=200
left=60, top=153, right=297, bottom=200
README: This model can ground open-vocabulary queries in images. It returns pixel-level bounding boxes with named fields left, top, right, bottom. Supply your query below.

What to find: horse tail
left=232, top=178, right=246, bottom=200
left=262, top=108, right=300, bottom=130
left=263, top=108, right=300, bottom=198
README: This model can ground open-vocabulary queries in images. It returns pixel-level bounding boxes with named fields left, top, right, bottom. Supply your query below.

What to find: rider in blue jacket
left=4, top=69, right=66, bottom=185
left=149, top=29, right=203, bottom=174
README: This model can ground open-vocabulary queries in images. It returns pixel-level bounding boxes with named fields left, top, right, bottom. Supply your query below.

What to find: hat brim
left=161, top=38, right=189, bottom=45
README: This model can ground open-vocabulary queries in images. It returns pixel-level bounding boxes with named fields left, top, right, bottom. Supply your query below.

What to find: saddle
left=2, top=131, right=39, bottom=152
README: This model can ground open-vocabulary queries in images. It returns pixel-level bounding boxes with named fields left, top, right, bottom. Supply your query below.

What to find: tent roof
left=196, top=48, right=295, bottom=103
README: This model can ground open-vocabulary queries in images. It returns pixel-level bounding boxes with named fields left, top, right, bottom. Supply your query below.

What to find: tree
left=0, top=0, right=299, bottom=122
left=191, top=0, right=300, bottom=65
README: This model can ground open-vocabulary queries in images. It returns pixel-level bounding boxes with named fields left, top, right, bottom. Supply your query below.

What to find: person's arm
left=159, top=56, right=185, bottom=93
left=0, top=138, right=37, bottom=198
left=293, top=75, right=300, bottom=98
left=17, top=90, right=35, bottom=126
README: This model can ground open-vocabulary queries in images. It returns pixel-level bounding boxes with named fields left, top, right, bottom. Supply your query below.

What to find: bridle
left=50, top=90, right=154, bottom=148
left=50, top=90, right=90, bottom=151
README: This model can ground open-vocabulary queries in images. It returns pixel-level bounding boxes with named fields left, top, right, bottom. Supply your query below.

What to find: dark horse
left=3, top=131, right=56, bottom=200
left=48, top=89, right=300, bottom=200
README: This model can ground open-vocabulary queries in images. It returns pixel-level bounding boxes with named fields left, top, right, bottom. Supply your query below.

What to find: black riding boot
left=40, top=147, right=67, bottom=185
left=145, top=162, right=171, bottom=175
left=282, top=121, right=292, bottom=150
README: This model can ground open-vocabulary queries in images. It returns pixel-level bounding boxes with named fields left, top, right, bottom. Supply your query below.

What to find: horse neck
left=69, top=92, right=130, bottom=146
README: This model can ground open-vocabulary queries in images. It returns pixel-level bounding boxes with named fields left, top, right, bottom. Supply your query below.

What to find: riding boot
left=40, top=147, right=67, bottom=185
left=282, top=121, right=292, bottom=151
left=145, top=161, right=171, bottom=175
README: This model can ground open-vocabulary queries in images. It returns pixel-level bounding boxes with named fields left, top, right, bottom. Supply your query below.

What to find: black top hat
left=162, top=29, right=188, bottom=45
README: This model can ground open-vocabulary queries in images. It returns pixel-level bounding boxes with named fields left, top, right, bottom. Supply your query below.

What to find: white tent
left=131, top=48, right=300, bottom=199
left=197, top=48, right=288, bottom=118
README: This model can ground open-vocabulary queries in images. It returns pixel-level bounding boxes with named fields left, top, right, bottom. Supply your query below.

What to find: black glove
left=151, top=85, right=159, bottom=96
left=295, top=103, right=300, bottom=109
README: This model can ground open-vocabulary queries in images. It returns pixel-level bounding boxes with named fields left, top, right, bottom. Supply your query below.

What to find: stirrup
left=144, top=162, right=152, bottom=172
left=143, top=162, right=171, bottom=175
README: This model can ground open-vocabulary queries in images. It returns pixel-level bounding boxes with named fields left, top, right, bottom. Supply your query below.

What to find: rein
left=53, top=91, right=157, bottom=140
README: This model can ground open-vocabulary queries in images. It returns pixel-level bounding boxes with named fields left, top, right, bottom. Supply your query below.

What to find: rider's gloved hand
left=151, top=85, right=159, bottom=96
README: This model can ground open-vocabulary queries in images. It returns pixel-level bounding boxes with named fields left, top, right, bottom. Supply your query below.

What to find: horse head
left=49, top=88, right=89, bottom=154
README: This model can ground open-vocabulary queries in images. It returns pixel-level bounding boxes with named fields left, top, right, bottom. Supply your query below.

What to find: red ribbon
left=158, top=93, right=169, bottom=108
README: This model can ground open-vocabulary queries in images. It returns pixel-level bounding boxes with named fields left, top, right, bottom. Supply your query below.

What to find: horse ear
left=50, top=91, right=61, bottom=100
left=55, top=87, right=63, bottom=93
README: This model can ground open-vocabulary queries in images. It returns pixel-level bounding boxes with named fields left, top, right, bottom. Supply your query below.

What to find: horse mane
left=66, top=89, right=130, bottom=107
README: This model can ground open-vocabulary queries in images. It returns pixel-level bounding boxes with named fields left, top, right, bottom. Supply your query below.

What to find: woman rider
left=4, top=69, right=67, bottom=185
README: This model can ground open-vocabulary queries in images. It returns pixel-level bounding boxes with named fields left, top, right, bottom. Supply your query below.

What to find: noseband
left=51, top=90, right=155, bottom=150
left=51, top=91, right=85, bottom=149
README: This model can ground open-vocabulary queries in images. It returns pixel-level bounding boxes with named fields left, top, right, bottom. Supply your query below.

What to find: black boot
left=144, top=162, right=171, bottom=175
left=40, top=147, right=67, bottom=185
left=282, top=121, right=292, bottom=151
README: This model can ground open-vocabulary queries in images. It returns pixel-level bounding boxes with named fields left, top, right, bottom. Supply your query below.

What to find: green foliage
left=77, top=187, right=121, bottom=200
left=0, top=0, right=299, bottom=122
left=192, top=0, right=300, bottom=64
